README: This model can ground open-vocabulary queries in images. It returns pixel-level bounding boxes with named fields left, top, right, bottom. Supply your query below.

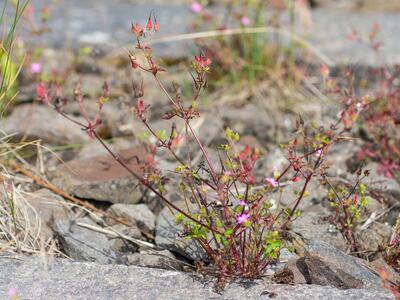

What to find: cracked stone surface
left=0, top=256, right=394, bottom=299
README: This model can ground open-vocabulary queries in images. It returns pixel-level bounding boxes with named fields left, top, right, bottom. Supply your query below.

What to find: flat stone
left=1, top=104, right=87, bottom=145
left=304, top=239, right=382, bottom=289
left=52, top=218, right=116, bottom=264
left=107, top=203, right=156, bottom=234
left=291, top=211, right=348, bottom=251
left=126, top=249, right=182, bottom=270
left=0, top=256, right=394, bottom=299
left=51, top=147, right=146, bottom=203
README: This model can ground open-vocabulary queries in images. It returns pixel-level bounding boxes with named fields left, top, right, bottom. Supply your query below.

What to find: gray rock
left=107, top=223, right=142, bottom=240
left=126, top=249, right=182, bottom=270
left=25, top=189, right=70, bottom=241
left=0, top=256, right=394, bottom=299
left=273, top=180, right=329, bottom=212
left=53, top=218, right=116, bottom=264
left=77, top=138, right=131, bottom=160
left=305, top=239, right=382, bottom=289
left=106, top=224, right=142, bottom=254
left=219, top=104, right=274, bottom=142
left=1, top=104, right=87, bottom=144
left=355, top=222, right=392, bottom=252
left=363, top=163, right=400, bottom=197
left=292, top=211, right=348, bottom=251
left=51, top=147, right=146, bottom=203
left=155, top=201, right=206, bottom=261
left=108, top=203, right=156, bottom=234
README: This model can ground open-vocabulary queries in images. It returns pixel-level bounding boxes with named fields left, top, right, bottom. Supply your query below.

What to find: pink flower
left=223, top=171, right=233, bottom=176
left=29, top=62, right=42, bottom=74
left=239, top=200, right=246, bottom=206
left=7, top=287, right=17, bottom=298
left=237, top=213, right=250, bottom=224
left=190, top=2, right=203, bottom=13
left=241, top=16, right=250, bottom=26
left=316, top=149, right=323, bottom=157
left=265, top=177, right=278, bottom=187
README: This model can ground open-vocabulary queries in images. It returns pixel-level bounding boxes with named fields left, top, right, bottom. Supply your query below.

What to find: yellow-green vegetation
left=0, top=0, right=29, bottom=116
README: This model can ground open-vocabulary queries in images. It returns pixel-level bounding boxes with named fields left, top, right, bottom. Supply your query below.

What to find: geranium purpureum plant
left=37, top=13, right=352, bottom=290
left=330, top=24, right=400, bottom=181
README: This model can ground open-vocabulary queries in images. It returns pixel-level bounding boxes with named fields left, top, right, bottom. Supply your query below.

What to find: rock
left=363, top=163, right=400, bottom=197
left=53, top=217, right=116, bottom=264
left=304, top=239, right=382, bottom=289
left=77, top=138, right=132, bottom=160
left=1, top=104, right=87, bottom=145
left=107, top=203, right=156, bottom=235
left=325, top=141, right=361, bottom=176
left=126, top=249, right=182, bottom=270
left=25, top=189, right=70, bottom=241
left=0, top=256, right=393, bottom=299
left=51, top=147, right=146, bottom=203
left=369, top=256, right=400, bottom=285
left=291, top=211, right=348, bottom=251
left=273, top=180, right=329, bottom=212
left=106, top=223, right=142, bottom=240
left=155, top=201, right=206, bottom=261
left=355, top=222, right=392, bottom=253
left=105, top=223, right=143, bottom=255
left=254, top=146, right=286, bottom=178
left=219, top=104, right=274, bottom=142
left=295, top=254, right=364, bottom=289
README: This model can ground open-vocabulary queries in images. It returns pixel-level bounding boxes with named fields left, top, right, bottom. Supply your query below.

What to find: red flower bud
left=37, top=82, right=50, bottom=104
left=131, top=22, right=144, bottom=37
left=134, top=99, right=147, bottom=120
left=154, top=17, right=160, bottom=32
left=146, top=15, right=152, bottom=31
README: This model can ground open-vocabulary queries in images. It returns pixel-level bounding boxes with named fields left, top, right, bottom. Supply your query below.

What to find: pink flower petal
left=190, top=2, right=203, bottom=13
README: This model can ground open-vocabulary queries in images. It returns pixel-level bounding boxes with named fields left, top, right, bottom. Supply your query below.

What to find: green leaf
left=224, top=228, right=233, bottom=238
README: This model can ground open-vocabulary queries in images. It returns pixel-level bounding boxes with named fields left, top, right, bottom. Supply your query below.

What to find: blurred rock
left=26, top=189, right=70, bottom=242
left=291, top=211, right=348, bottom=251
left=51, top=147, right=146, bottom=203
left=1, top=104, right=87, bottom=145
left=355, top=222, right=392, bottom=253
left=107, top=203, right=155, bottom=235
left=363, top=163, right=400, bottom=197
left=106, top=223, right=142, bottom=255
left=219, top=104, right=274, bottom=142
left=126, top=249, right=183, bottom=270
left=0, top=256, right=393, bottom=299
left=303, top=239, right=382, bottom=289
left=77, top=138, right=132, bottom=160
left=53, top=217, right=116, bottom=264
left=273, top=180, right=329, bottom=212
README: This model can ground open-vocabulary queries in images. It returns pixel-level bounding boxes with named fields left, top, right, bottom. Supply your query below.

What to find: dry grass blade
left=0, top=167, right=42, bottom=252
